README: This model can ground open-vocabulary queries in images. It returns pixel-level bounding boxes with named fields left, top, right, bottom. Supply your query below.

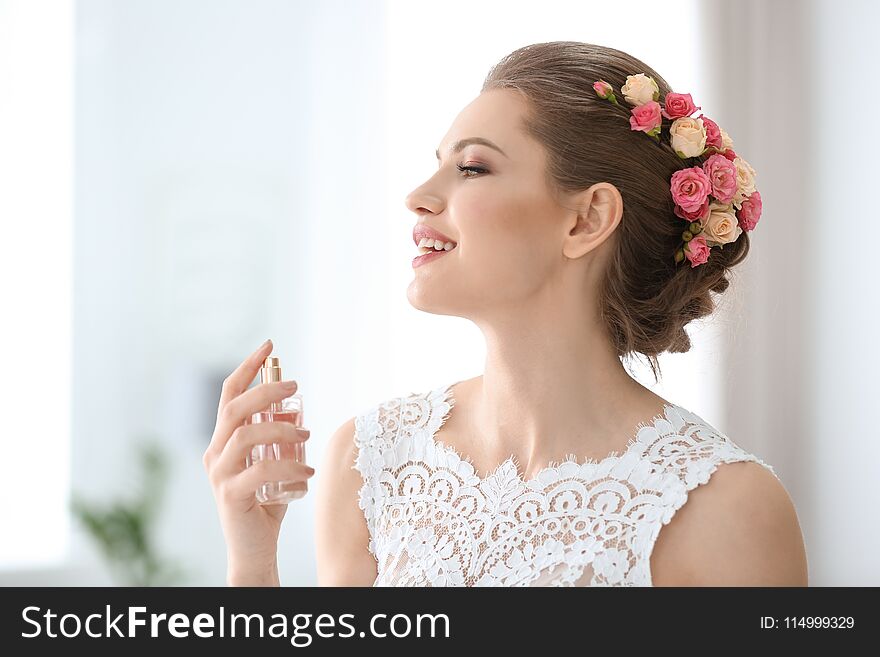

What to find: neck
left=467, top=293, right=656, bottom=474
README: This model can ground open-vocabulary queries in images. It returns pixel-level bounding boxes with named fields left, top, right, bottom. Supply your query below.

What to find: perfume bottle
left=244, top=356, right=307, bottom=504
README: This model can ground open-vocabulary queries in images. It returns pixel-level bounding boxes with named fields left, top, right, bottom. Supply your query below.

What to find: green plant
left=70, top=438, right=187, bottom=586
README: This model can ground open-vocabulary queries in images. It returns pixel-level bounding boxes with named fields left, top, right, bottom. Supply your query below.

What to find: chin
left=406, top=281, right=437, bottom=313
left=405, top=280, right=462, bottom=317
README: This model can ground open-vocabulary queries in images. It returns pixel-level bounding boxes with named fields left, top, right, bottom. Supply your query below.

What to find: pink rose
left=700, top=115, right=722, bottom=150
left=662, top=92, right=700, bottom=119
left=629, top=100, right=662, bottom=135
left=593, top=80, right=613, bottom=98
left=721, top=148, right=737, bottom=162
left=736, top=190, right=762, bottom=231
left=684, top=234, right=710, bottom=267
left=701, top=154, right=738, bottom=204
left=670, top=166, right=712, bottom=213
left=674, top=198, right=709, bottom=221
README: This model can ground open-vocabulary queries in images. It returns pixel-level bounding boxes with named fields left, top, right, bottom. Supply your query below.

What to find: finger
left=223, top=459, right=316, bottom=505
left=215, top=421, right=311, bottom=480
left=209, top=380, right=299, bottom=457
left=218, top=339, right=274, bottom=410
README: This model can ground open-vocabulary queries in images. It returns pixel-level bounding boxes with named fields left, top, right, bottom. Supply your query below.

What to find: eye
left=456, top=164, right=488, bottom=178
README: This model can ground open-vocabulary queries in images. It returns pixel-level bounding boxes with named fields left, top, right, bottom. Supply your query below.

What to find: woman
left=204, top=42, right=808, bottom=587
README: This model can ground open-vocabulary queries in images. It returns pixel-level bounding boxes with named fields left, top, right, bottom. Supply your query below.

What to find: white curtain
left=701, top=0, right=879, bottom=585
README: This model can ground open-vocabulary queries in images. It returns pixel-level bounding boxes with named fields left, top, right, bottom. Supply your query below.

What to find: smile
left=412, top=242, right=457, bottom=269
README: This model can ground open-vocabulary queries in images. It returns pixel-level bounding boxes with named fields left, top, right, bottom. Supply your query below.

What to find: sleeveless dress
left=351, top=381, right=780, bottom=587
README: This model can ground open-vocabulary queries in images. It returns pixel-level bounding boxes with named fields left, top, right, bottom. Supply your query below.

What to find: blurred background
left=0, top=0, right=876, bottom=586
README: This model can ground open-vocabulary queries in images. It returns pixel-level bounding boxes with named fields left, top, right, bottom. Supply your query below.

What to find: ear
left=562, top=182, right=623, bottom=259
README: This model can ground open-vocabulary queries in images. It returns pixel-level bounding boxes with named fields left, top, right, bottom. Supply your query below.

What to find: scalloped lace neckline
left=427, top=380, right=684, bottom=487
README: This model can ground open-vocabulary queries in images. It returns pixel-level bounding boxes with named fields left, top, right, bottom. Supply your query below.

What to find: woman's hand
left=202, top=339, right=314, bottom=585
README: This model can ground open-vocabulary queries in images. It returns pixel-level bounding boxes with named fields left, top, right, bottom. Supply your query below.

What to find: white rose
left=701, top=201, right=742, bottom=247
left=720, top=127, right=734, bottom=151
left=669, top=117, right=707, bottom=158
left=731, top=156, right=757, bottom=209
left=620, top=73, right=659, bottom=106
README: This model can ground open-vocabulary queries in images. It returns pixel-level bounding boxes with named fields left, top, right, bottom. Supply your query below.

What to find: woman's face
left=405, top=88, right=595, bottom=321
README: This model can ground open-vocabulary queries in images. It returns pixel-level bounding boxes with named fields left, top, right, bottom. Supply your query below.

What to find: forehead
left=437, top=88, right=529, bottom=157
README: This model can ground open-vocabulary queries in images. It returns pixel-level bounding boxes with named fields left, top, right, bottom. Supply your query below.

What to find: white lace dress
left=352, top=381, right=779, bottom=587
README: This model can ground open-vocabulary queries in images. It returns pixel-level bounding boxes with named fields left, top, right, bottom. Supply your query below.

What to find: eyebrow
left=435, top=137, right=508, bottom=161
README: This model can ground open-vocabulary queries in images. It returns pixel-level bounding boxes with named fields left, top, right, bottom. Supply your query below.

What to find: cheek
left=460, top=227, right=552, bottom=285
left=457, top=189, right=506, bottom=228
left=455, top=186, right=557, bottom=278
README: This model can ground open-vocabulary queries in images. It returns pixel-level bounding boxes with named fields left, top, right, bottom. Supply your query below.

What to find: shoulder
left=322, top=415, right=358, bottom=471
left=315, top=383, right=441, bottom=585
left=314, top=384, right=444, bottom=585
left=649, top=423, right=809, bottom=586
left=316, top=414, right=360, bottom=513
left=351, top=383, right=453, bottom=464
left=314, top=414, right=379, bottom=585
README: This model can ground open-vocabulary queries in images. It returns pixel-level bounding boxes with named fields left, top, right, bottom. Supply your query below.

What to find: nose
left=405, top=190, right=429, bottom=215
left=404, top=178, right=444, bottom=215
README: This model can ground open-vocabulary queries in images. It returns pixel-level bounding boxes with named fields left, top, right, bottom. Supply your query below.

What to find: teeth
left=417, top=237, right=456, bottom=253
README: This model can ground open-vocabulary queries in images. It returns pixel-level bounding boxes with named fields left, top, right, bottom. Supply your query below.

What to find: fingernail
left=305, top=466, right=315, bottom=475
left=282, top=380, right=297, bottom=389
left=261, top=339, right=272, bottom=349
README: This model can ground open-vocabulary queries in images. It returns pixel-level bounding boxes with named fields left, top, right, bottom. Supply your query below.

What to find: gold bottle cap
left=260, top=356, right=282, bottom=384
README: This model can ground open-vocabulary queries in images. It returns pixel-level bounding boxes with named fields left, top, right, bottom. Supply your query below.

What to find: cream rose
left=731, top=156, right=757, bottom=208
left=620, top=73, right=659, bottom=106
left=720, top=127, right=734, bottom=151
left=701, top=201, right=743, bottom=247
left=670, top=117, right=707, bottom=158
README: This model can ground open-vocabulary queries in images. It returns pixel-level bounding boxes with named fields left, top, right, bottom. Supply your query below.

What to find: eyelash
left=456, top=164, right=488, bottom=178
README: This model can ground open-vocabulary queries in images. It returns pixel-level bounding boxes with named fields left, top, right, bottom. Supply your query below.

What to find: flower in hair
left=592, top=80, right=619, bottom=105
left=670, top=167, right=711, bottom=214
left=701, top=201, right=742, bottom=247
left=592, top=72, right=762, bottom=268
left=620, top=73, right=659, bottom=106
left=737, top=190, right=762, bottom=231
left=700, top=114, right=722, bottom=150
left=684, top=233, right=710, bottom=267
left=720, top=127, right=734, bottom=151
left=669, top=116, right=707, bottom=158
left=629, top=101, right=662, bottom=139
left=661, top=92, right=700, bottom=119
left=731, top=156, right=757, bottom=208
left=702, top=154, right=738, bottom=204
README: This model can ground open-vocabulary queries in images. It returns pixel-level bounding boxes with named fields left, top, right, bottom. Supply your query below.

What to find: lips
left=412, top=246, right=454, bottom=268
left=413, top=224, right=457, bottom=247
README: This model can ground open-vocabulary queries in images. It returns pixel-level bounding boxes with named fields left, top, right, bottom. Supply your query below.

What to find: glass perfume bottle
left=244, top=356, right=307, bottom=504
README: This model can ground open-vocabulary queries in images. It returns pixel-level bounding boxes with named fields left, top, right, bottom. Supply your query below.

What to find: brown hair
left=482, top=41, right=749, bottom=383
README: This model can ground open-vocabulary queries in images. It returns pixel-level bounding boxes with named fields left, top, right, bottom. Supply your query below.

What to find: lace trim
left=352, top=381, right=780, bottom=586
left=426, top=381, right=693, bottom=486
